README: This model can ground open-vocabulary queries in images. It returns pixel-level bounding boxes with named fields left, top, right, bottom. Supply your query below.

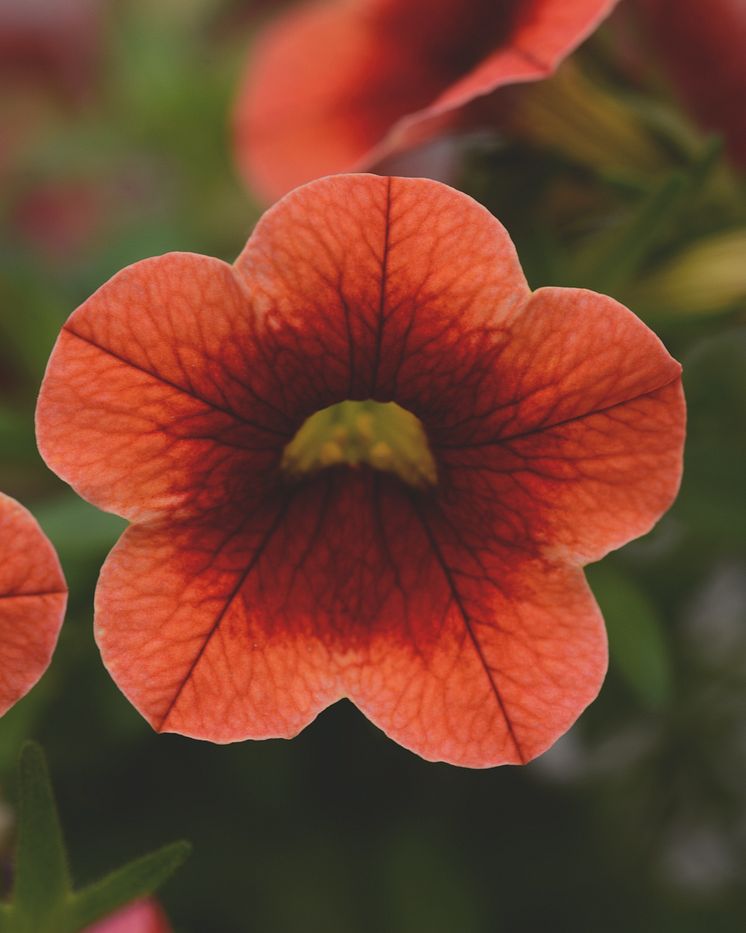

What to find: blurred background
left=1, top=1, right=745, bottom=930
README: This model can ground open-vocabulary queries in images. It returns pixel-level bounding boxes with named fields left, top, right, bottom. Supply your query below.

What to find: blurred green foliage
left=0, top=2, right=745, bottom=931
left=0, top=744, right=188, bottom=933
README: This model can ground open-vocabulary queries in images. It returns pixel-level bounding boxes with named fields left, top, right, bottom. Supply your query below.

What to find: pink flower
left=84, top=899, right=171, bottom=933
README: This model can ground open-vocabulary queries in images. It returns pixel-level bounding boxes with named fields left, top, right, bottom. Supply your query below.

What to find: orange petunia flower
left=233, top=0, right=619, bottom=201
left=0, top=493, right=67, bottom=715
left=37, top=175, right=685, bottom=767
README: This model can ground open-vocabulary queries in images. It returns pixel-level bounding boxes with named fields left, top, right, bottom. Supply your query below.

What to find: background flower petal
left=234, top=0, right=618, bottom=199
left=428, top=0, right=619, bottom=113
left=0, top=493, right=67, bottom=716
left=233, top=0, right=432, bottom=202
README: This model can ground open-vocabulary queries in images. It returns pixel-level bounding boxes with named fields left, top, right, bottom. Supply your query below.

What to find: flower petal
left=235, top=174, right=529, bottom=409
left=433, top=287, right=685, bottom=563
left=346, top=549, right=606, bottom=767
left=36, top=253, right=293, bottom=523
left=428, top=0, right=620, bottom=112
left=0, top=493, right=66, bottom=716
left=234, top=0, right=618, bottom=199
left=233, top=0, right=423, bottom=202
left=95, top=501, right=344, bottom=742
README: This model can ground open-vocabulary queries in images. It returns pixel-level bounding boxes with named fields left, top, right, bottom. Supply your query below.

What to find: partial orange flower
left=634, top=0, right=746, bottom=167
left=233, top=0, right=619, bottom=200
left=37, top=175, right=684, bottom=767
left=0, top=493, right=67, bottom=715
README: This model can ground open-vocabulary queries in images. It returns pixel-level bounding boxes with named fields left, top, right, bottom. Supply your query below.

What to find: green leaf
left=0, top=687, right=53, bottom=779
left=64, top=842, right=191, bottom=932
left=12, top=743, right=71, bottom=930
left=570, top=138, right=725, bottom=297
left=3, top=745, right=190, bottom=933
left=587, top=563, right=673, bottom=710
left=573, top=172, right=687, bottom=294
left=676, top=328, right=746, bottom=550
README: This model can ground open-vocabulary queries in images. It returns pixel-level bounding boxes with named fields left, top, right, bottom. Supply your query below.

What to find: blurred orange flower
left=233, top=0, right=619, bottom=200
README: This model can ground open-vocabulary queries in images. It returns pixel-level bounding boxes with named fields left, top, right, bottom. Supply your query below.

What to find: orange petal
left=234, top=174, right=529, bottom=408
left=433, top=287, right=685, bottom=564
left=96, top=466, right=606, bottom=766
left=346, top=555, right=606, bottom=767
left=0, top=493, right=66, bottom=715
left=37, top=253, right=293, bottom=523
left=429, top=0, right=620, bottom=112
left=233, top=0, right=424, bottom=202
left=95, top=508, right=344, bottom=742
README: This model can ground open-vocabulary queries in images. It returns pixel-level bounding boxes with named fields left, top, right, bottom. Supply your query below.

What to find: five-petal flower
left=233, top=0, right=619, bottom=200
left=36, top=175, right=685, bottom=767
left=0, top=492, right=67, bottom=716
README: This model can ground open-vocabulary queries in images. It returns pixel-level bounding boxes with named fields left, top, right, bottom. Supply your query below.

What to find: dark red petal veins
left=433, top=287, right=684, bottom=562
left=96, top=482, right=345, bottom=742
left=95, top=464, right=607, bottom=765
left=234, top=0, right=619, bottom=199
left=233, top=0, right=430, bottom=202
left=37, top=253, right=293, bottom=523
left=49, top=174, right=683, bottom=766
left=235, top=174, right=529, bottom=416
left=345, top=514, right=607, bottom=767
left=0, top=493, right=67, bottom=715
